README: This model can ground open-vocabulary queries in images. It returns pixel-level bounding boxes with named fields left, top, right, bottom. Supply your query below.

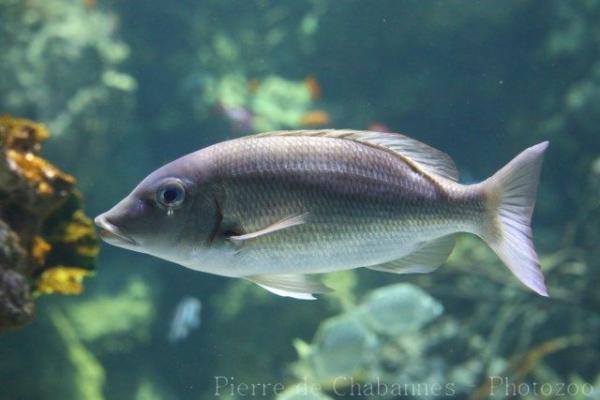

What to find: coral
left=0, top=116, right=98, bottom=332
left=31, top=236, right=52, bottom=265
left=36, top=266, right=94, bottom=295
left=42, top=199, right=100, bottom=269
left=6, top=147, right=75, bottom=196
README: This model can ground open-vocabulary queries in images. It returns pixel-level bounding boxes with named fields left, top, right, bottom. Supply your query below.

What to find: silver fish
left=95, top=130, right=549, bottom=299
left=168, top=297, right=202, bottom=342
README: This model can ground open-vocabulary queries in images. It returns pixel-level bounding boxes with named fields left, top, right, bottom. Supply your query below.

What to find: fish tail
left=479, top=141, right=549, bottom=296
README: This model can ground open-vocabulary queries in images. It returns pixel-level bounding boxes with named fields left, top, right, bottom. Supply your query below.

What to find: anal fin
left=246, top=273, right=332, bottom=300
left=367, top=235, right=455, bottom=274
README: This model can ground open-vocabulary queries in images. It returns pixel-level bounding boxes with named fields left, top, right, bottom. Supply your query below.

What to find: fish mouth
left=94, top=214, right=137, bottom=246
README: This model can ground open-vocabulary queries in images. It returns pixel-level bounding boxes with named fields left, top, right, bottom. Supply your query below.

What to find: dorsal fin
left=252, top=129, right=459, bottom=182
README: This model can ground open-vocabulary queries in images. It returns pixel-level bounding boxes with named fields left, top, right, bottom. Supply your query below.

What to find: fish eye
left=156, top=179, right=186, bottom=208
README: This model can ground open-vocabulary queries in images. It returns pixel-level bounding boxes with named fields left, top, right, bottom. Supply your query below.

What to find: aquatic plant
left=50, top=308, right=105, bottom=400
left=165, top=0, right=330, bottom=135
left=277, top=385, right=334, bottom=400
left=63, top=278, right=155, bottom=352
left=0, top=0, right=135, bottom=136
left=201, top=73, right=325, bottom=132
left=0, top=116, right=98, bottom=332
left=209, top=278, right=335, bottom=392
left=251, top=76, right=315, bottom=131
left=134, top=376, right=176, bottom=400
left=289, top=284, right=458, bottom=397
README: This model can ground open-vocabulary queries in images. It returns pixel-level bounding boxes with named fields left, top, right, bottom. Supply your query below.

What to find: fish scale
left=212, top=136, right=477, bottom=275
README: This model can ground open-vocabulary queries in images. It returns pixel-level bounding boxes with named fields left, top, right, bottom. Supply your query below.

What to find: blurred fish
left=309, top=314, right=379, bottom=380
left=358, top=284, right=442, bottom=335
left=168, top=297, right=202, bottom=342
left=299, top=110, right=330, bottom=126
left=215, top=102, right=253, bottom=132
left=95, top=130, right=549, bottom=299
left=304, top=76, right=321, bottom=99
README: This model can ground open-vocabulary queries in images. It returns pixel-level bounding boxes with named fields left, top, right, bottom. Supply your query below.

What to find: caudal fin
left=480, top=142, right=549, bottom=296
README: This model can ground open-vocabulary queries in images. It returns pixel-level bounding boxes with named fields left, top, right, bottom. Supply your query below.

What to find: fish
left=167, top=297, right=202, bottom=342
left=95, top=130, right=549, bottom=300
left=214, top=102, right=254, bottom=132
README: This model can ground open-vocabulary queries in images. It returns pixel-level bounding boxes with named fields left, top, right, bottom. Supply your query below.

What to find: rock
left=0, top=267, right=33, bottom=331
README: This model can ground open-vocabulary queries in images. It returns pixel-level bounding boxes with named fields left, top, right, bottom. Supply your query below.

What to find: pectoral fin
left=367, top=235, right=455, bottom=274
left=246, top=273, right=332, bottom=300
left=228, top=213, right=308, bottom=242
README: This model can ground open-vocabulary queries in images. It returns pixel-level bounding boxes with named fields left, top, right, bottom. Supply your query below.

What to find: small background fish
left=167, top=297, right=202, bottom=343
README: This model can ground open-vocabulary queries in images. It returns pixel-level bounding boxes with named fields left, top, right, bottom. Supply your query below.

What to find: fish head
left=94, top=152, right=219, bottom=262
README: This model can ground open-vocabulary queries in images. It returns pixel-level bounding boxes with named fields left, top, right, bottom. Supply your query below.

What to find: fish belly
left=214, top=136, right=479, bottom=277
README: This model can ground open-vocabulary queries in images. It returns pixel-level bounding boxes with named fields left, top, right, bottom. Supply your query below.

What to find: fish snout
left=94, top=213, right=137, bottom=246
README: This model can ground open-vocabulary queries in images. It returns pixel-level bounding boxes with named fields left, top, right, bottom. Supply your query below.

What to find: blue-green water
left=1, top=1, right=599, bottom=399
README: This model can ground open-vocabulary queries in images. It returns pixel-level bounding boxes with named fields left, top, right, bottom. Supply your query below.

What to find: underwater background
left=0, top=1, right=599, bottom=399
